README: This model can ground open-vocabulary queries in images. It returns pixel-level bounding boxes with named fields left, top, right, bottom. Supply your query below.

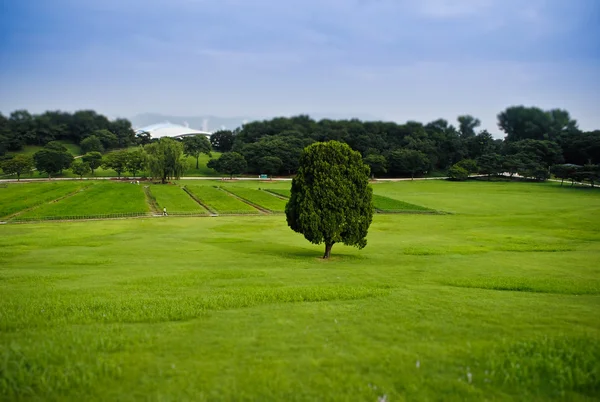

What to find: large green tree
left=126, top=148, right=147, bottom=177
left=388, top=149, right=429, bottom=179
left=145, top=138, right=187, bottom=183
left=363, top=154, right=387, bottom=179
left=1, top=154, right=34, bottom=181
left=285, top=141, right=373, bottom=259
left=71, top=160, right=91, bottom=179
left=33, top=148, right=73, bottom=178
left=82, top=152, right=103, bottom=176
left=80, top=135, right=104, bottom=154
left=207, top=152, right=247, bottom=179
left=210, top=130, right=235, bottom=152
left=183, top=135, right=212, bottom=169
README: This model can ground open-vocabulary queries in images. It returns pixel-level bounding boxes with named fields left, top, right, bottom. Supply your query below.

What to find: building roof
left=135, top=122, right=211, bottom=139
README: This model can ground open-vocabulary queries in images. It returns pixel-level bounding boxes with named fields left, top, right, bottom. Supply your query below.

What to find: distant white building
left=135, top=122, right=212, bottom=140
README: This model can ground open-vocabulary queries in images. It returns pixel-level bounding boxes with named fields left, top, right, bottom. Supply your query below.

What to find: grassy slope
left=149, top=184, right=207, bottom=213
left=0, top=182, right=599, bottom=400
left=185, top=185, right=260, bottom=214
left=17, top=182, right=148, bottom=218
left=0, top=181, right=90, bottom=218
left=372, top=194, right=432, bottom=211
left=222, top=186, right=288, bottom=212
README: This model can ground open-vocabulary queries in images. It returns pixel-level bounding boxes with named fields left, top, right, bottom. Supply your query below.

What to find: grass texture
left=0, top=181, right=599, bottom=401
left=148, top=184, right=207, bottom=213
left=185, top=185, right=260, bottom=214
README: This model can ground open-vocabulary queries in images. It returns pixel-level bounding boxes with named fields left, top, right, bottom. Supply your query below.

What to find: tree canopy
left=145, top=138, right=187, bottom=183
left=1, top=154, right=33, bottom=181
left=207, top=152, right=247, bottom=179
left=183, top=135, right=212, bottom=169
left=285, top=141, right=373, bottom=259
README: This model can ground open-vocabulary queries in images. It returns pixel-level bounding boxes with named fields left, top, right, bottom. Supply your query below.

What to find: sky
left=1, top=0, right=599, bottom=135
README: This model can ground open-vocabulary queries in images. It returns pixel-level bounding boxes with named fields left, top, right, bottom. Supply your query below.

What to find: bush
left=448, top=165, right=468, bottom=181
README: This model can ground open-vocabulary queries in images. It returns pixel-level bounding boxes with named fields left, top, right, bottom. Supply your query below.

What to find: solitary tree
left=103, top=150, right=129, bottom=178
left=210, top=130, right=235, bottom=152
left=71, top=160, right=91, bottom=179
left=1, top=154, right=34, bottom=181
left=82, top=152, right=103, bottom=176
left=145, top=137, right=187, bottom=183
left=207, top=152, right=247, bottom=179
left=183, top=135, right=212, bottom=169
left=285, top=141, right=373, bottom=259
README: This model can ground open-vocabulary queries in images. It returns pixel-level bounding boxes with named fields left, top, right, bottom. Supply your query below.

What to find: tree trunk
left=561, top=178, right=564, bottom=186
left=196, top=157, right=199, bottom=169
left=411, top=172, right=414, bottom=180
left=323, top=243, right=333, bottom=259
left=17, top=173, right=20, bottom=181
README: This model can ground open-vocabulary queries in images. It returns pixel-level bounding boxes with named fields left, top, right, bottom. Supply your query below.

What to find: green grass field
left=1, top=181, right=599, bottom=401
left=185, top=184, right=260, bottom=214
left=6, top=140, right=82, bottom=158
left=223, top=186, right=288, bottom=212
left=265, top=188, right=291, bottom=198
left=0, top=181, right=90, bottom=219
left=15, top=182, right=149, bottom=219
left=372, top=194, right=433, bottom=212
left=148, top=184, right=207, bottom=214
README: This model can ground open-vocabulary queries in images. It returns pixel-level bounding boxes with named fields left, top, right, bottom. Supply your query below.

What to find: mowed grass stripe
left=17, top=182, right=149, bottom=218
left=149, top=185, right=207, bottom=213
left=0, top=182, right=90, bottom=219
left=185, top=185, right=259, bottom=214
left=372, top=194, right=433, bottom=212
left=266, top=188, right=291, bottom=198
left=224, top=187, right=288, bottom=212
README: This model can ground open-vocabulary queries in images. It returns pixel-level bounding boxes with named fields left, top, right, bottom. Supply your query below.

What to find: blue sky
left=1, top=0, right=599, bottom=135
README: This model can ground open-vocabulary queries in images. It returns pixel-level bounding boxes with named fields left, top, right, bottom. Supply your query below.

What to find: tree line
left=2, top=105, right=600, bottom=184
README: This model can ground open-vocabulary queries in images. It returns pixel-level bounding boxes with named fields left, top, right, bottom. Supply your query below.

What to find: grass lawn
left=5, top=140, right=82, bottom=158
left=0, top=181, right=90, bottom=219
left=182, top=153, right=222, bottom=177
left=15, top=182, right=149, bottom=219
left=148, top=184, right=208, bottom=214
left=372, top=194, right=433, bottom=212
left=0, top=181, right=599, bottom=400
left=222, top=186, right=288, bottom=212
left=266, top=188, right=291, bottom=198
left=185, top=184, right=260, bottom=214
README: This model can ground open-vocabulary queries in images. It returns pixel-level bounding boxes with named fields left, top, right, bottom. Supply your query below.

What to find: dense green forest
left=1, top=106, right=599, bottom=182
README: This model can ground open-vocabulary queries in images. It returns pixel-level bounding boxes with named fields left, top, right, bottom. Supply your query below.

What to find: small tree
left=455, top=159, right=478, bottom=175
left=82, top=152, right=103, bottom=176
left=1, top=154, right=34, bottom=181
left=103, top=150, right=129, bottom=178
left=363, top=154, right=387, bottom=179
left=285, top=141, right=373, bottom=259
left=80, top=135, right=104, bottom=154
left=207, top=152, right=247, bottom=179
left=71, top=160, right=91, bottom=179
left=448, top=165, right=468, bottom=181
left=126, top=148, right=147, bottom=177
left=210, top=130, right=235, bottom=152
left=145, top=138, right=187, bottom=183
left=183, top=135, right=212, bottom=169
left=550, top=164, right=577, bottom=186
left=388, top=149, right=429, bottom=179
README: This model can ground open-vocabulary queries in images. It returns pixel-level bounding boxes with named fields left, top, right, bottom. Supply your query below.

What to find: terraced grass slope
left=185, top=185, right=259, bottom=214
left=149, top=185, right=207, bottom=214
left=0, top=181, right=90, bottom=219
left=16, top=182, right=148, bottom=219
left=223, top=187, right=288, bottom=212
left=372, top=194, right=433, bottom=212
left=0, top=181, right=599, bottom=401
left=266, top=188, right=291, bottom=198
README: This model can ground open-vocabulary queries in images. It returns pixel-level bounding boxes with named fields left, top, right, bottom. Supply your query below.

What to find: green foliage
left=256, top=156, right=282, bottom=176
left=126, top=148, right=147, bottom=177
left=286, top=141, right=373, bottom=258
left=92, top=129, right=119, bottom=150
left=145, top=138, right=187, bottom=184
left=80, top=135, right=104, bottom=154
left=82, top=152, right=103, bottom=175
left=498, top=106, right=578, bottom=142
left=388, top=149, right=429, bottom=179
left=33, top=146, right=74, bottom=178
left=183, top=135, right=212, bottom=169
left=1, top=154, right=34, bottom=180
left=477, top=153, right=504, bottom=179
left=455, top=159, right=478, bottom=174
left=207, top=152, right=247, bottom=178
left=210, top=130, right=234, bottom=152
left=102, top=150, right=129, bottom=178
left=448, top=165, right=468, bottom=181
left=363, top=154, right=387, bottom=178
left=44, top=141, right=68, bottom=152
left=71, top=160, right=91, bottom=179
